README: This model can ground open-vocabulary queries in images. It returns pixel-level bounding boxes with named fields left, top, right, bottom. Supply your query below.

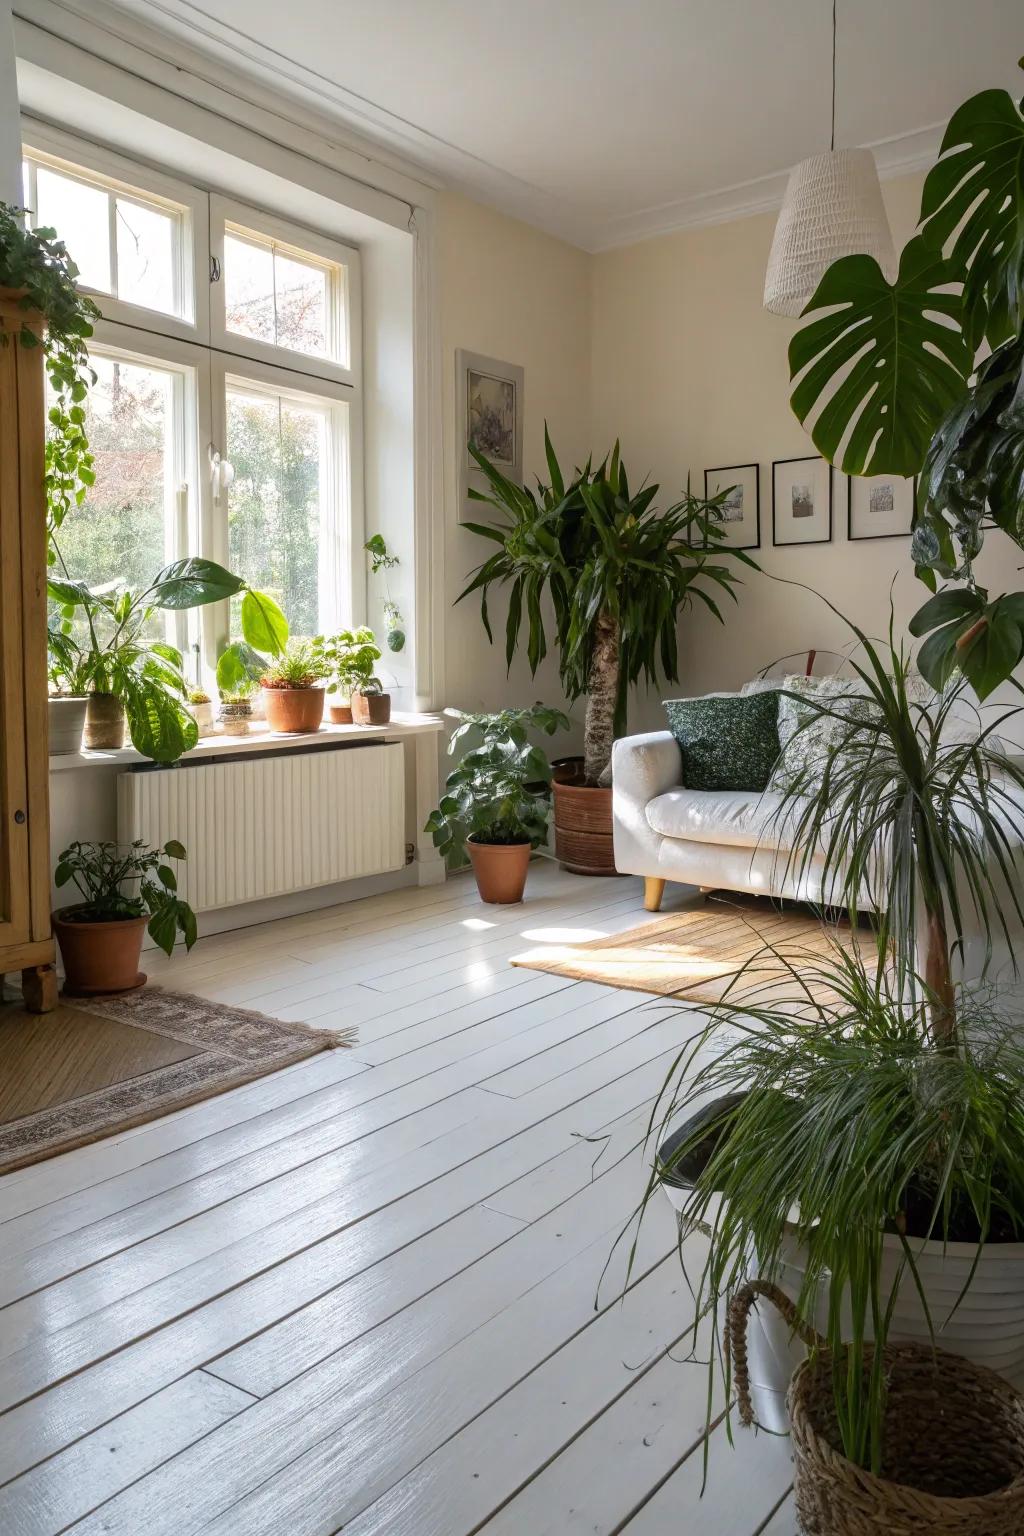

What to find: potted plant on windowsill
left=46, top=622, right=89, bottom=754
left=219, top=682, right=255, bottom=737
left=311, top=626, right=383, bottom=724
left=459, top=430, right=753, bottom=873
left=50, top=559, right=288, bottom=761
left=187, top=689, right=216, bottom=734
left=52, top=838, right=199, bottom=994
left=259, top=640, right=328, bottom=733
left=425, top=704, right=567, bottom=903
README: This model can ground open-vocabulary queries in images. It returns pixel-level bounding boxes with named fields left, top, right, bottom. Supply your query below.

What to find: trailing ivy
left=0, top=202, right=101, bottom=556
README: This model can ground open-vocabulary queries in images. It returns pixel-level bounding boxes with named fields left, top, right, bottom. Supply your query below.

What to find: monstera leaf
left=789, top=236, right=971, bottom=477
left=919, top=86, right=1024, bottom=350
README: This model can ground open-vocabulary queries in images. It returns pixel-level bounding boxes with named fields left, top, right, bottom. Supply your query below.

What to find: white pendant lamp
left=763, top=0, right=896, bottom=316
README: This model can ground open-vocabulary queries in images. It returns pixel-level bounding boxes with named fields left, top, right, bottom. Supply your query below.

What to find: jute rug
left=512, top=898, right=862, bottom=1004
left=0, top=987, right=353, bottom=1175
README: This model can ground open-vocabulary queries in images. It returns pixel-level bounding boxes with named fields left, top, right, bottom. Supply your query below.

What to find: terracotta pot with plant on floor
left=52, top=837, right=198, bottom=994
left=425, top=704, right=568, bottom=905
left=260, top=641, right=327, bottom=734
left=457, top=430, right=750, bottom=879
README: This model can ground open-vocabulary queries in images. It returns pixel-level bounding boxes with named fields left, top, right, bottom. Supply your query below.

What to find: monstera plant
left=788, top=63, right=1024, bottom=698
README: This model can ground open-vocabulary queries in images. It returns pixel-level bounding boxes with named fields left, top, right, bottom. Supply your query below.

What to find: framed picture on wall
left=772, top=455, right=832, bottom=546
left=702, top=463, right=760, bottom=550
left=456, top=349, right=524, bottom=524
left=847, top=473, right=917, bottom=540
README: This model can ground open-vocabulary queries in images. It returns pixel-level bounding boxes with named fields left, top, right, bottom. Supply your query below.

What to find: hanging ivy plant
left=0, top=202, right=101, bottom=557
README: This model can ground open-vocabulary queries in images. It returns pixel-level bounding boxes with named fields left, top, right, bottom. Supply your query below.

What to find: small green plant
left=425, top=704, right=568, bottom=868
left=0, top=202, right=101, bottom=551
left=54, top=838, right=198, bottom=956
left=311, top=626, right=383, bottom=698
left=364, top=533, right=398, bottom=574
left=187, top=689, right=211, bottom=706
left=46, top=622, right=89, bottom=696
left=259, top=640, right=327, bottom=690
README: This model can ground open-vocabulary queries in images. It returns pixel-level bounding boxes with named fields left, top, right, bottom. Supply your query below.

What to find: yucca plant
left=459, top=430, right=754, bottom=785
left=764, top=589, right=1024, bottom=1043
left=628, top=939, right=1024, bottom=1475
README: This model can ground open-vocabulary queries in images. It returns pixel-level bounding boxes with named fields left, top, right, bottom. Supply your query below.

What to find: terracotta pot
left=467, top=839, right=531, bottom=903
left=262, top=686, right=325, bottom=734
left=328, top=700, right=354, bottom=725
left=351, top=691, right=392, bottom=726
left=84, top=692, right=126, bottom=751
left=48, top=695, right=89, bottom=754
left=52, top=906, right=148, bottom=995
left=552, top=763, right=618, bottom=875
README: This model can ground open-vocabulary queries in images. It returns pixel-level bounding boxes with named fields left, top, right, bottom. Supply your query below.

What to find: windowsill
left=49, top=711, right=444, bottom=772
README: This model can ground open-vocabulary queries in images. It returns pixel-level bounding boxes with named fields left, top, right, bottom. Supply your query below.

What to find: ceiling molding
left=592, top=124, right=944, bottom=251
left=18, top=0, right=946, bottom=255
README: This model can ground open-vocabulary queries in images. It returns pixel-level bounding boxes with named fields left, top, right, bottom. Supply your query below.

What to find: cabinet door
left=0, top=331, right=31, bottom=949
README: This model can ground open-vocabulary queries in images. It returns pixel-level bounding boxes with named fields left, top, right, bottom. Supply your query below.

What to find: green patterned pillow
left=663, top=691, right=781, bottom=792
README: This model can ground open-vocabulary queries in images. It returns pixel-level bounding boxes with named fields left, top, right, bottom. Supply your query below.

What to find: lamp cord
left=830, top=0, right=837, bottom=152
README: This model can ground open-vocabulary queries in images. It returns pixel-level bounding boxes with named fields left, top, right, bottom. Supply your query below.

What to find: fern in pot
left=258, top=641, right=328, bottom=734
left=425, top=704, right=567, bottom=903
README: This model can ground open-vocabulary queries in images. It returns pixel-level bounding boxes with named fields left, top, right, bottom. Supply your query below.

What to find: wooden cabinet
left=0, top=291, right=57, bottom=1011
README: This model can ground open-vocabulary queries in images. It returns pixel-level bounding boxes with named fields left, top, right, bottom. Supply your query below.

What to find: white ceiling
left=89, top=0, right=1024, bottom=248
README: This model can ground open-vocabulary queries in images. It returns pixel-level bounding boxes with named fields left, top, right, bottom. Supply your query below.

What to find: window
left=26, top=125, right=363, bottom=685
left=23, top=140, right=198, bottom=327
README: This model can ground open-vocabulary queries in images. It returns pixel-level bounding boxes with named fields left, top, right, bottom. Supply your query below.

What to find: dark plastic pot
left=351, top=691, right=391, bottom=726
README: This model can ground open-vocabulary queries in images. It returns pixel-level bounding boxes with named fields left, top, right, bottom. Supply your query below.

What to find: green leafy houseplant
left=425, top=704, right=568, bottom=868
left=52, top=558, right=286, bottom=762
left=0, top=202, right=100, bottom=553
left=53, top=838, right=198, bottom=956
left=311, top=626, right=383, bottom=700
left=786, top=61, right=1024, bottom=699
left=460, top=430, right=753, bottom=786
left=635, top=943, right=1024, bottom=1477
left=258, top=640, right=327, bottom=690
left=634, top=610, right=1024, bottom=1481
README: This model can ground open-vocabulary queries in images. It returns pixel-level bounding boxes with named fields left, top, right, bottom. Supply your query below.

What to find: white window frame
left=210, top=195, right=361, bottom=389
left=22, top=120, right=209, bottom=343
left=209, top=351, right=363, bottom=662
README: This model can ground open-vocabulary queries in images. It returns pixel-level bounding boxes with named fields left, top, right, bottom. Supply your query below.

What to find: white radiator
left=117, top=743, right=406, bottom=912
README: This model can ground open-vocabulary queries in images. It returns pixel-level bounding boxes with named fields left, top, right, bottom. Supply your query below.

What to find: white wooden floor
left=0, top=860, right=795, bottom=1535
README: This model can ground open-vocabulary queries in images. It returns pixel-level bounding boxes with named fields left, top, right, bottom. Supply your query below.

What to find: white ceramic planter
left=189, top=700, right=216, bottom=734
left=47, top=695, right=88, bottom=754
left=746, top=1226, right=1024, bottom=1432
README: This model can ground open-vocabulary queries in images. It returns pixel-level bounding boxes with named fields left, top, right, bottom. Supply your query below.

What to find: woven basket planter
left=552, top=762, right=619, bottom=875
left=729, top=1280, right=1024, bottom=1535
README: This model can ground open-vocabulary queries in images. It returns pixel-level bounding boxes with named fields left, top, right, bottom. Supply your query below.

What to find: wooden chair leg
left=21, top=964, right=58, bottom=1013
left=644, top=877, right=666, bottom=913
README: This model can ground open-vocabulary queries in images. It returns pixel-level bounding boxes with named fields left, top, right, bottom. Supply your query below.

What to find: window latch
left=210, top=254, right=222, bottom=284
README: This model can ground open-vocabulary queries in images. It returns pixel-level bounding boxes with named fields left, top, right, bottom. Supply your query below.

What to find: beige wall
left=590, top=172, right=1010, bottom=733
left=439, top=173, right=1011, bottom=741
left=439, top=190, right=591, bottom=743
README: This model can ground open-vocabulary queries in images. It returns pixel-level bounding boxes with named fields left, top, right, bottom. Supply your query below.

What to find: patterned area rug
left=512, top=898, right=861, bottom=1003
left=0, top=987, right=353, bottom=1175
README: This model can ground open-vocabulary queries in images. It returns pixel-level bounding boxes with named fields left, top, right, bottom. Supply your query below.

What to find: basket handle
left=727, top=1279, right=825, bottom=1428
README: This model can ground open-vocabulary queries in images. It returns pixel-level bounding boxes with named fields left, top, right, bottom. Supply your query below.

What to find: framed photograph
left=847, top=473, right=917, bottom=540
left=702, top=463, right=760, bottom=550
left=772, top=455, right=832, bottom=546
left=456, top=349, right=524, bottom=524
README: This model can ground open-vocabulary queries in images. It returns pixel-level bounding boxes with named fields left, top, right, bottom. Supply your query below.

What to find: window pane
left=53, top=354, right=174, bottom=598
left=116, top=198, right=176, bottom=314
left=224, top=233, right=275, bottom=345
left=274, top=253, right=328, bottom=357
left=226, top=388, right=325, bottom=639
left=34, top=166, right=111, bottom=293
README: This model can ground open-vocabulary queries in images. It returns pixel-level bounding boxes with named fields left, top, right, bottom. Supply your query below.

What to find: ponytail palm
left=458, top=431, right=754, bottom=785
